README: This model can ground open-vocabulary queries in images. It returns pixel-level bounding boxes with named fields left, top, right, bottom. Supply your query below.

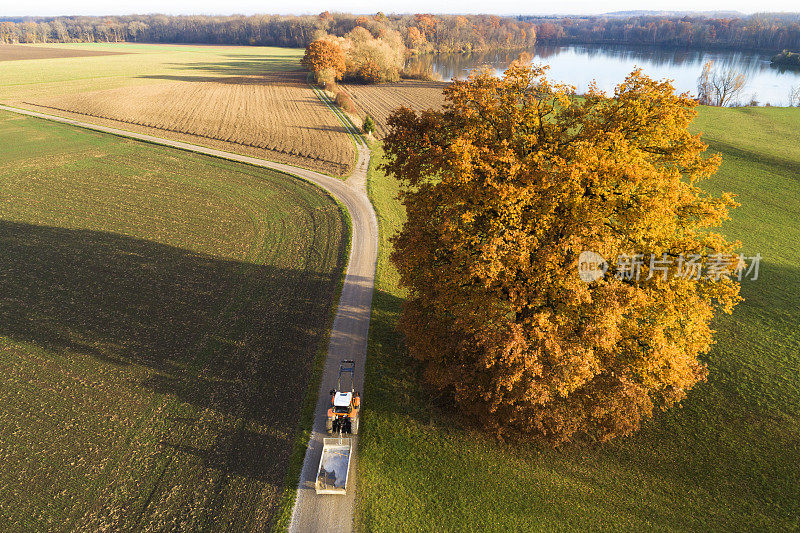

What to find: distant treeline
left=0, top=13, right=536, bottom=53
left=4, top=12, right=800, bottom=55
left=520, top=13, right=800, bottom=51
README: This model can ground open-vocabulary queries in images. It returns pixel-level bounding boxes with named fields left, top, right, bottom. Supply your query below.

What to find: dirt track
left=288, top=120, right=373, bottom=533
left=0, top=104, right=377, bottom=532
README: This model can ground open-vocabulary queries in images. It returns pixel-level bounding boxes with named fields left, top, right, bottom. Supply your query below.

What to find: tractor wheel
left=351, top=416, right=359, bottom=435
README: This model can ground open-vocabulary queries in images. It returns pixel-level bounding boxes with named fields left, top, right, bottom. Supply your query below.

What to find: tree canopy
left=301, top=38, right=346, bottom=83
left=383, top=64, right=742, bottom=444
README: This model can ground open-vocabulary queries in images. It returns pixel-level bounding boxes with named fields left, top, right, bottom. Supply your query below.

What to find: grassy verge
left=310, top=83, right=368, bottom=147
left=0, top=110, right=348, bottom=531
left=357, top=107, right=800, bottom=531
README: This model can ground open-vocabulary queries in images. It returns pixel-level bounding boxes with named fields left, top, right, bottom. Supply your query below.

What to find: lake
left=406, top=44, right=800, bottom=106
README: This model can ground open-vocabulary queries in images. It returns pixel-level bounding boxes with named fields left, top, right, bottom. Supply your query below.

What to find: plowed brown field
left=343, top=80, right=448, bottom=138
left=26, top=72, right=356, bottom=176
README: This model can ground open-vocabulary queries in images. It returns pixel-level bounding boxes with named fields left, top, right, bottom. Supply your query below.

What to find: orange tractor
left=326, top=360, right=360, bottom=435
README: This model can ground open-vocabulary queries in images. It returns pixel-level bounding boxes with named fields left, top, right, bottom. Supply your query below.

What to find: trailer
left=315, top=437, right=352, bottom=494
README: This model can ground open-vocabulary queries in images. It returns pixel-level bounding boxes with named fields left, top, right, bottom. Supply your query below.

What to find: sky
left=2, top=0, right=799, bottom=17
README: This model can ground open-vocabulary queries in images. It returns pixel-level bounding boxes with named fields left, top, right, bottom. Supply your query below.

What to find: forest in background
left=2, top=12, right=799, bottom=56
left=0, top=13, right=536, bottom=54
left=524, top=13, right=800, bottom=51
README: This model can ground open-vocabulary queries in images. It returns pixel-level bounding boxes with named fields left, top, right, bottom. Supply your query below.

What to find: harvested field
left=343, top=80, right=448, bottom=138
left=0, top=110, right=347, bottom=531
left=25, top=71, right=356, bottom=176
left=0, top=43, right=125, bottom=61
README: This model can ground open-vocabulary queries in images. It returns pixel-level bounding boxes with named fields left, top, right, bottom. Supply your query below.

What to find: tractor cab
left=333, top=391, right=353, bottom=414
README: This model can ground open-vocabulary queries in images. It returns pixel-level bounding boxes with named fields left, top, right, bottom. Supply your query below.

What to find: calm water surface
left=406, top=44, right=800, bottom=106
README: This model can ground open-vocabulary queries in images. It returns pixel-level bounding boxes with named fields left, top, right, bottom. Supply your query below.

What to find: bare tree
left=790, top=85, right=800, bottom=107
left=697, top=61, right=748, bottom=106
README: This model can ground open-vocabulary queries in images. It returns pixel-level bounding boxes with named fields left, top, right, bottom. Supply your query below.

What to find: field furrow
left=343, top=80, right=448, bottom=138
left=24, top=72, right=356, bottom=177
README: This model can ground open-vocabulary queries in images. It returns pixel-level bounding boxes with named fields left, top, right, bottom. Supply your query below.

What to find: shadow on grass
left=0, top=219, right=348, bottom=483
left=363, top=288, right=463, bottom=427
left=707, top=138, right=800, bottom=184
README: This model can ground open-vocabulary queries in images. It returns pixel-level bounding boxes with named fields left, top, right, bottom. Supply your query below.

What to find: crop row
left=28, top=76, right=356, bottom=176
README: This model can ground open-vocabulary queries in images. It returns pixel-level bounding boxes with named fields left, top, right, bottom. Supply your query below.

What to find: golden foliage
left=305, top=27, right=405, bottom=84
left=301, top=38, right=346, bottom=82
left=383, top=64, right=741, bottom=444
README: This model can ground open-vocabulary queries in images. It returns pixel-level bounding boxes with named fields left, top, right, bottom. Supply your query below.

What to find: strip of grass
left=310, top=83, right=367, bottom=168
left=0, top=110, right=348, bottom=531
left=357, top=107, right=800, bottom=531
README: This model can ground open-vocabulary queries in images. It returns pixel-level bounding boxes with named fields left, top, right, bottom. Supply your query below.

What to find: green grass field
left=357, top=106, right=800, bottom=531
left=0, top=42, right=303, bottom=102
left=0, top=110, right=347, bottom=531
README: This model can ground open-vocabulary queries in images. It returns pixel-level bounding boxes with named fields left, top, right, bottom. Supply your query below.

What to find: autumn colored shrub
left=306, top=27, right=404, bottom=84
left=334, top=90, right=357, bottom=114
left=316, top=68, right=339, bottom=89
left=382, top=64, right=742, bottom=444
left=358, top=60, right=382, bottom=83
left=346, top=26, right=403, bottom=83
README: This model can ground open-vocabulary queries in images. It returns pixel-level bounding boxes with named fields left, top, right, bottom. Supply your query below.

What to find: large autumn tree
left=301, top=38, right=346, bottom=83
left=383, top=64, right=742, bottom=443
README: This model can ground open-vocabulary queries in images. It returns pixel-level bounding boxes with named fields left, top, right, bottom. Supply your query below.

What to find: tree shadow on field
left=364, top=258, right=800, bottom=528
left=183, top=53, right=302, bottom=75
left=139, top=54, right=305, bottom=82
left=159, top=420, right=287, bottom=481
left=0, top=219, right=348, bottom=483
left=705, top=139, right=800, bottom=185
left=137, top=71, right=308, bottom=87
